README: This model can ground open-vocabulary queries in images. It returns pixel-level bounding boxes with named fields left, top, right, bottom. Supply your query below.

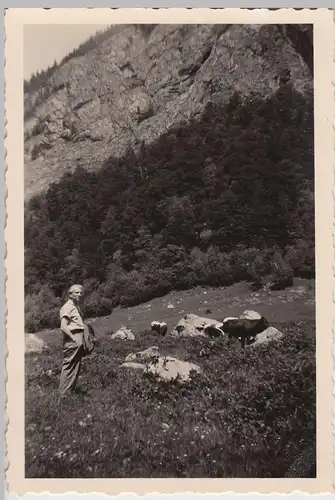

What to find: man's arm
left=60, top=317, right=77, bottom=342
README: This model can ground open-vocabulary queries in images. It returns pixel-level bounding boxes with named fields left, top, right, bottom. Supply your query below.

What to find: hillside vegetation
left=25, top=85, right=314, bottom=332
left=25, top=282, right=316, bottom=478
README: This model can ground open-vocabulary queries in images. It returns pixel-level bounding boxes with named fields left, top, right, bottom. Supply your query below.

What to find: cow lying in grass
left=221, top=316, right=269, bottom=348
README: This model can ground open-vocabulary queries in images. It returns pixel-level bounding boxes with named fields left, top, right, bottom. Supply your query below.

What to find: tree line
left=24, top=84, right=314, bottom=332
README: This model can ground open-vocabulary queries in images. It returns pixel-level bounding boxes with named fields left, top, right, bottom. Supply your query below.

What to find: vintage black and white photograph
left=22, top=20, right=317, bottom=480
left=3, top=8, right=332, bottom=491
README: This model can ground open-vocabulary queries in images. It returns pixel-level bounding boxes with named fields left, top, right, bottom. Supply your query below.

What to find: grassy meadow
left=25, top=280, right=316, bottom=478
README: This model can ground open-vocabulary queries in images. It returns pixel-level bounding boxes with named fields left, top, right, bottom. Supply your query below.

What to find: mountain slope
left=24, top=23, right=312, bottom=200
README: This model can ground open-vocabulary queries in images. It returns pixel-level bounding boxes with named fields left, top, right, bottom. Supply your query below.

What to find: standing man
left=59, top=284, right=86, bottom=396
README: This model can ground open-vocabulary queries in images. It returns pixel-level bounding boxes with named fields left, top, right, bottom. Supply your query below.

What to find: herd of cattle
left=151, top=312, right=270, bottom=349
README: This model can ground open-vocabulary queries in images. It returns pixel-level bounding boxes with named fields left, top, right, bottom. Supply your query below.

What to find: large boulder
left=144, top=356, right=201, bottom=383
left=251, top=326, right=284, bottom=347
left=125, top=345, right=160, bottom=363
left=111, top=326, right=135, bottom=341
left=170, top=314, right=223, bottom=338
left=25, top=334, right=49, bottom=354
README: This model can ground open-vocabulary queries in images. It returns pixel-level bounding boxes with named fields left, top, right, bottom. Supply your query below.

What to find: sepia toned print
left=4, top=7, right=334, bottom=496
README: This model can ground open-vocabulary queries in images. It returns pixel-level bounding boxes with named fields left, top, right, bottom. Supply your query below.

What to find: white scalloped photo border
left=3, top=7, right=335, bottom=497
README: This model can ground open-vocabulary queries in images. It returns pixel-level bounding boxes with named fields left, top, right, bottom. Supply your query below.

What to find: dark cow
left=221, top=316, right=269, bottom=348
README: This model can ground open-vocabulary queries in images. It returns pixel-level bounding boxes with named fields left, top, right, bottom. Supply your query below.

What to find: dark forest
left=24, top=84, right=314, bottom=332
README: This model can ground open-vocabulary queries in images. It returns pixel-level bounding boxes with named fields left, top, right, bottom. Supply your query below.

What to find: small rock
left=121, top=362, right=146, bottom=370
left=252, top=326, right=284, bottom=347
left=167, top=304, right=174, bottom=309
left=291, top=286, right=307, bottom=296
left=162, top=423, right=170, bottom=430
left=240, top=310, right=262, bottom=320
left=111, top=326, right=135, bottom=341
left=125, top=346, right=160, bottom=363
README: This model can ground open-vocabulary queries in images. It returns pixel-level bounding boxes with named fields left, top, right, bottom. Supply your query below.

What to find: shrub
left=84, top=291, right=115, bottom=317
left=25, top=285, right=61, bottom=332
left=230, top=247, right=259, bottom=282
left=285, top=241, right=315, bottom=279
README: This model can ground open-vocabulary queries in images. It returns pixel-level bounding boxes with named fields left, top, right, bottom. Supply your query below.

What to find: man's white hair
left=69, top=284, right=84, bottom=294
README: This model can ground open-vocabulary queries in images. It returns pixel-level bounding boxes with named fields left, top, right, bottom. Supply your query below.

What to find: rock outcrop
left=24, top=24, right=312, bottom=200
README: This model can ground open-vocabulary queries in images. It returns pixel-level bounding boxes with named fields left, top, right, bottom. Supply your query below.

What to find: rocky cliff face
left=24, top=24, right=313, bottom=200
